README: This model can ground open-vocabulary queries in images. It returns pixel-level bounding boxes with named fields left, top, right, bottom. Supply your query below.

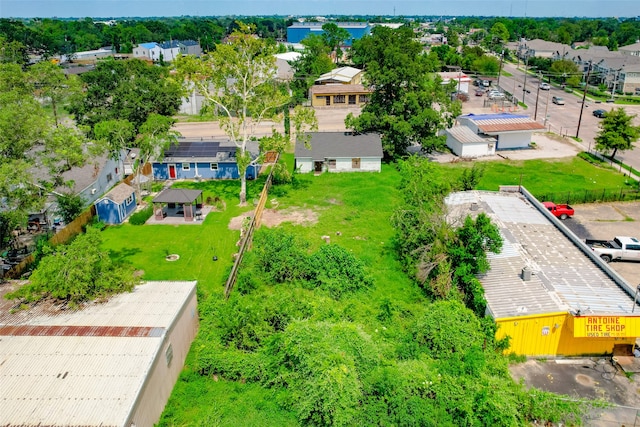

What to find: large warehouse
left=446, top=187, right=640, bottom=357
left=287, top=22, right=371, bottom=44
left=0, top=280, right=198, bottom=427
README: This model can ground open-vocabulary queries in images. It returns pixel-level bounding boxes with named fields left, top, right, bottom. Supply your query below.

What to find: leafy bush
left=129, top=204, right=153, bottom=225
left=56, top=192, right=85, bottom=224
left=5, top=227, right=139, bottom=306
left=252, top=228, right=310, bottom=283
left=307, top=244, right=373, bottom=298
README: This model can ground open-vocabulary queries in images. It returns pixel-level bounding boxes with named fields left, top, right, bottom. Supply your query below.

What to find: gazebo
left=152, top=188, right=203, bottom=221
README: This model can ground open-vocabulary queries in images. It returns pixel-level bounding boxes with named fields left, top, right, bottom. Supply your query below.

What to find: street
left=495, top=62, right=640, bottom=171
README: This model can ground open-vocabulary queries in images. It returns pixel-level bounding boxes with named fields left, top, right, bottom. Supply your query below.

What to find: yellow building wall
left=496, top=312, right=637, bottom=357
left=311, top=93, right=369, bottom=108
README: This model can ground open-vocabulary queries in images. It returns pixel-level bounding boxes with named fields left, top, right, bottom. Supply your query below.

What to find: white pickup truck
left=585, top=236, right=640, bottom=263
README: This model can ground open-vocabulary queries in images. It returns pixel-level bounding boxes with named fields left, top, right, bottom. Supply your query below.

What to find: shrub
left=307, top=244, right=373, bottom=299
left=129, top=205, right=153, bottom=225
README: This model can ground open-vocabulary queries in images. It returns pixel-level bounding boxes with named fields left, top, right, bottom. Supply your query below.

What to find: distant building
left=315, top=66, right=363, bottom=85
left=308, top=84, right=371, bottom=108
left=133, top=40, right=201, bottom=62
left=294, top=132, right=383, bottom=173
left=287, top=22, right=370, bottom=45
left=619, top=41, right=640, bottom=57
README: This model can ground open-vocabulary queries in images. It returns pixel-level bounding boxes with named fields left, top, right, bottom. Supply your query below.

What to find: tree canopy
left=594, top=108, right=640, bottom=160
left=346, top=26, right=461, bottom=158
left=175, top=24, right=316, bottom=204
left=69, top=58, right=183, bottom=134
left=5, top=226, right=139, bottom=307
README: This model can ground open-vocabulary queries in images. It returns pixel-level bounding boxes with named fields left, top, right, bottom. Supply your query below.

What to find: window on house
left=348, top=95, right=356, bottom=104
left=106, top=173, right=113, bottom=182
left=334, top=95, right=345, bottom=104
left=359, top=95, right=369, bottom=103
left=182, top=163, right=190, bottom=171
left=352, top=158, right=361, bottom=169
left=210, top=163, right=218, bottom=170
left=125, top=194, right=134, bottom=205
left=328, top=159, right=337, bottom=170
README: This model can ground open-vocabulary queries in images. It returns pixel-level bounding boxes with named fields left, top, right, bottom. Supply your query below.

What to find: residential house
left=94, top=182, right=137, bottom=225
left=309, top=84, right=371, bottom=108
left=619, top=41, right=640, bottom=57
left=133, top=40, right=201, bottom=62
left=451, top=113, right=545, bottom=153
left=287, top=22, right=370, bottom=45
left=294, top=132, right=383, bottom=173
left=275, top=51, right=302, bottom=81
left=151, top=139, right=260, bottom=181
left=518, top=39, right=571, bottom=59
left=315, top=66, right=363, bottom=85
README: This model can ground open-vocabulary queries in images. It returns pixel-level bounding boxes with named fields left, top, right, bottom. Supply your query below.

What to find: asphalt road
left=495, top=62, right=640, bottom=172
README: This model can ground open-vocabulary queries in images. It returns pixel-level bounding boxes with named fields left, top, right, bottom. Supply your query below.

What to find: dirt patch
left=228, top=207, right=319, bottom=230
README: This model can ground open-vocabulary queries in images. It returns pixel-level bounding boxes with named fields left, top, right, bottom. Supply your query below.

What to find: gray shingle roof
left=104, top=182, right=135, bottom=204
left=295, top=132, right=383, bottom=161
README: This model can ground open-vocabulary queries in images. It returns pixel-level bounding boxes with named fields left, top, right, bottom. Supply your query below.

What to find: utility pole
left=522, top=54, right=529, bottom=105
left=543, top=76, right=551, bottom=125
left=497, top=49, right=504, bottom=89
left=534, top=78, right=541, bottom=120
left=576, top=61, right=592, bottom=139
left=611, top=69, right=619, bottom=101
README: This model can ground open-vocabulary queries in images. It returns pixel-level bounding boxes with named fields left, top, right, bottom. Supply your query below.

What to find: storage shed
left=445, top=126, right=497, bottom=158
left=94, top=182, right=137, bottom=224
left=0, top=280, right=198, bottom=427
left=445, top=188, right=640, bottom=357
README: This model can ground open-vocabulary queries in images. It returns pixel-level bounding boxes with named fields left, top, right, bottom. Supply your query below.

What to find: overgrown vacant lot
left=100, top=157, right=619, bottom=425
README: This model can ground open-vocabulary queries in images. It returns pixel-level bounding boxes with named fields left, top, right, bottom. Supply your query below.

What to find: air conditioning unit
left=91, top=188, right=97, bottom=195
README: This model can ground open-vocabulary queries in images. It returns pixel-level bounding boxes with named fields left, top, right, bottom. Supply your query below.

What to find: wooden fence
left=6, top=205, right=96, bottom=279
left=224, top=154, right=279, bottom=299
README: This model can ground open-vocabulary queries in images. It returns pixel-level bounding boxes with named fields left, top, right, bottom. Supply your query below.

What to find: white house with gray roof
left=295, top=132, right=383, bottom=173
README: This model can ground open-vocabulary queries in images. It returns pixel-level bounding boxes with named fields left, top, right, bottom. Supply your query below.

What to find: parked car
left=475, top=89, right=485, bottom=96
left=585, top=236, right=640, bottom=263
left=593, top=109, right=607, bottom=118
left=488, top=91, right=505, bottom=100
left=552, top=96, right=565, bottom=105
left=482, top=80, right=490, bottom=87
left=542, top=202, right=574, bottom=220
left=539, top=82, right=551, bottom=90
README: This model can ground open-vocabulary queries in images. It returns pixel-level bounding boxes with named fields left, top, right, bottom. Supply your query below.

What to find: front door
left=168, top=164, right=177, bottom=179
left=314, top=161, right=323, bottom=172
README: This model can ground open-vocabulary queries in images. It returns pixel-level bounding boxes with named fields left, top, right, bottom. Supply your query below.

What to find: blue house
left=287, top=22, right=370, bottom=45
left=152, top=139, right=260, bottom=181
left=94, top=182, right=137, bottom=224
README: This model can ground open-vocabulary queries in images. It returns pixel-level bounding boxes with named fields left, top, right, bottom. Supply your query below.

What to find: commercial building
left=445, top=187, right=640, bottom=357
left=0, top=280, right=198, bottom=427
left=287, top=22, right=370, bottom=44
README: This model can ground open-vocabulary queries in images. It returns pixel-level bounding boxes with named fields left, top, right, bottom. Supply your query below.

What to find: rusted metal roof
left=476, top=121, right=546, bottom=133
left=0, top=324, right=164, bottom=337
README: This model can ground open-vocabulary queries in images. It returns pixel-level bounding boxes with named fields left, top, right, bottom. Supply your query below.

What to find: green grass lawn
left=441, top=156, right=633, bottom=202
left=99, top=154, right=634, bottom=425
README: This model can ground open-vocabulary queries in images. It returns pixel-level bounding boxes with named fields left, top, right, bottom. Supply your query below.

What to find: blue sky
left=0, top=0, right=638, bottom=18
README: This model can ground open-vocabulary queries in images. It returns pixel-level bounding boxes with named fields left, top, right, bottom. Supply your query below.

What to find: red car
left=543, top=202, right=575, bottom=219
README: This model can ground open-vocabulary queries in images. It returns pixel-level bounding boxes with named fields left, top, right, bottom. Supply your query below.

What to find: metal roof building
left=445, top=188, right=640, bottom=357
left=0, top=280, right=198, bottom=427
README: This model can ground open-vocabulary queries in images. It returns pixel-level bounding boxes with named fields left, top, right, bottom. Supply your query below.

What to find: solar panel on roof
left=166, top=141, right=222, bottom=157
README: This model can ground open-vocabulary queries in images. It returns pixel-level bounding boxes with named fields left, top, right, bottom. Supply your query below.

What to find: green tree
left=29, top=60, right=82, bottom=127
left=594, top=108, right=640, bottom=160
left=175, top=24, right=316, bottom=204
left=69, top=58, right=182, bottom=134
left=55, top=192, right=85, bottom=224
left=471, top=55, right=500, bottom=76
left=321, top=22, right=351, bottom=64
left=5, top=226, right=139, bottom=307
left=488, top=22, right=509, bottom=52
left=346, top=26, right=460, bottom=158
left=290, top=34, right=335, bottom=102
left=94, top=119, right=136, bottom=161
left=135, top=114, right=180, bottom=197
left=550, top=59, right=580, bottom=86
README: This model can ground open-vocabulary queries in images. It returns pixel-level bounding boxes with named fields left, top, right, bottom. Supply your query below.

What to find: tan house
left=315, top=66, right=363, bottom=85
left=309, top=84, right=371, bottom=108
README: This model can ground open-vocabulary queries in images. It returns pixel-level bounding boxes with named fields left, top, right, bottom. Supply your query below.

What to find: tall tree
left=594, top=108, right=640, bottom=160
left=175, top=23, right=316, bottom=204
left=346, top=26, right=460, bottom=158
left=29, top=59, right=82, bottom=127
left=69, top=58, right=182, bottom=134
left=321, top=22, right=351, bottom=64
left=290, top=33, right=335, bottom=103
